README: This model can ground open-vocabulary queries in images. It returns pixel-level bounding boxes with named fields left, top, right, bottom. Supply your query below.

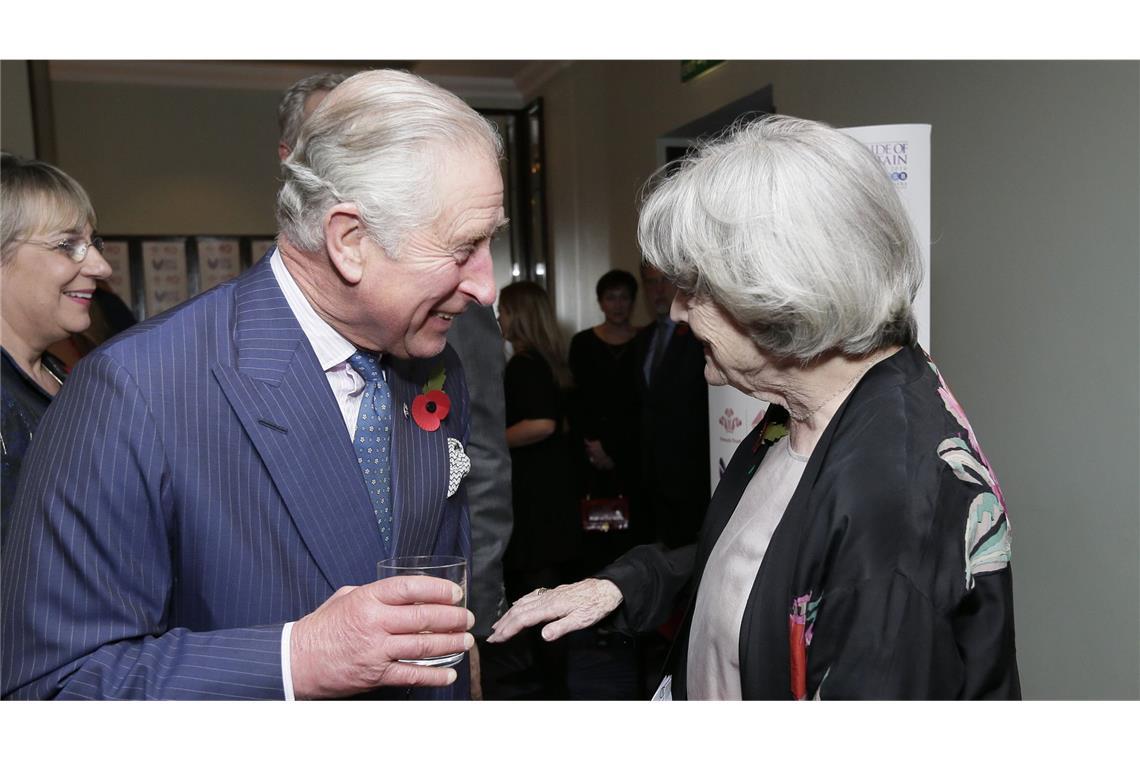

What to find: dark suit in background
left=633, top=319, right=710, bottom=548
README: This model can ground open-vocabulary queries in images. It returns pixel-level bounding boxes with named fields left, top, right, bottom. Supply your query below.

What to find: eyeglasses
left=26, top=235, right=104, bottom=263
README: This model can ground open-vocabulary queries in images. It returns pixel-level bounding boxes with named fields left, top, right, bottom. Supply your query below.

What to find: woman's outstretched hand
left=486, top=579, right=624, bottom=644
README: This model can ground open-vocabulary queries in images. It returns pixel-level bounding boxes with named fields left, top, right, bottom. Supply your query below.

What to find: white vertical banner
left=708, top=390, right=769, bottom=483
left=840, top=124, right=931, bottom=350
left=707, top=124, right=931, bottom=489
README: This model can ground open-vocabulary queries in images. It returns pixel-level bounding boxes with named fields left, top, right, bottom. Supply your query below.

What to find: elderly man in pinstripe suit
left=2, top=70, right=506, bottom=700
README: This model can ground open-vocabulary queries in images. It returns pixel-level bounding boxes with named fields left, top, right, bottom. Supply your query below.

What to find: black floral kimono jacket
left=598, top=344, right=1020, bottom=699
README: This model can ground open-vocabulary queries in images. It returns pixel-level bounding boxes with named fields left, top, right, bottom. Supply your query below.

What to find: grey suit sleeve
left=447, top=306, right=512, bottom=637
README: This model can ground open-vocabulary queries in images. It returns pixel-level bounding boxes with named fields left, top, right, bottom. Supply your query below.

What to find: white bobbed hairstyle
left=276, top=69, right=503, bottom=257
left=638, top=114, right=923, bottom=362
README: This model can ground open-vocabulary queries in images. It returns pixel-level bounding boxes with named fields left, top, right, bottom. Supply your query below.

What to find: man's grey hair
left=276, top=69, right=503, bottom=256
left=637, top=115, right=923, bottom=362
left=277, top=72, right=349, bottom=151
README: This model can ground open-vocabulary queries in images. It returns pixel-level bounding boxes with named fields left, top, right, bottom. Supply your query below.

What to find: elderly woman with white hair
left=489, top=115, right=1020, bottom=700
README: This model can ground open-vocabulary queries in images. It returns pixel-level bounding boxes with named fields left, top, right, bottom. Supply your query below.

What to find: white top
left=270, top=248, right=381, bottom=700
left=686, top=437, right=809, bottom=699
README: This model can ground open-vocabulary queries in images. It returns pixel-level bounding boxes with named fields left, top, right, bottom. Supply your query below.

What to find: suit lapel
left=213, top=257, right=383, bottom=589
left=385, top=358, right=449, bottom=558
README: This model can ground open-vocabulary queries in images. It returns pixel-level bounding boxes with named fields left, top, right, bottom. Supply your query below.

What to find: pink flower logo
left=719, top=408, right=742, bottom=433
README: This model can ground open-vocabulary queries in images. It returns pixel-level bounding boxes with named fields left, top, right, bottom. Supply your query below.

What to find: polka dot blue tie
left=348, top=351, right=394, bottom=550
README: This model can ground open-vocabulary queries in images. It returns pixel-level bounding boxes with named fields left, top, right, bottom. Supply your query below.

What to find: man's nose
left=460, top=245, right=497, bottom=306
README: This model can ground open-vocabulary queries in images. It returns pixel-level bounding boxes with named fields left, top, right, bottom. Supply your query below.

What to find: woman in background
left=567, top=270, right=643, bottom=571
left=494, top=281, right=580, bottom=698
left=1, top=154, right=112, bottom=523
left=568, top=270, right=639, bottom=479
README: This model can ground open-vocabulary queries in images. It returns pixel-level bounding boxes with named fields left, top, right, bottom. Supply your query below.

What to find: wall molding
left=47, top=60, right=555, bottom=110
left=515, top=61, right=572, bottom=101
left=49, top=61, right=367, bottom=91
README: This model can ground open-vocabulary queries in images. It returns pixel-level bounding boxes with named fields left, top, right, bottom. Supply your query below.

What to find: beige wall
left=51, top=80, right=282, bottom=234
left=534, top=60, right=1140, bottom=699
left=44, top=75, right=517, bottom=296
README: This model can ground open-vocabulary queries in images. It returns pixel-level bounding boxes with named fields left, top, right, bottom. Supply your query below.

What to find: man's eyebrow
left=461, top=217, right=510, bottom=245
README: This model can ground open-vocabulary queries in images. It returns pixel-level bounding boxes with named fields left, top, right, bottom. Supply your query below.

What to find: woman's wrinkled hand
left=485, top=579, right=624, bottom=644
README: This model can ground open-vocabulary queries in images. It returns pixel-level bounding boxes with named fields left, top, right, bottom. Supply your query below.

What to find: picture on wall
left=196, top=236, right=242, bottom=292
left=249, top=239, right=276, bottom=264
left=141, top=238, right=189, bottom=317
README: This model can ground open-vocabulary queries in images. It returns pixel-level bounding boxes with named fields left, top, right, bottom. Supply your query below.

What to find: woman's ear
left=324, top=202, right=370, bottom=284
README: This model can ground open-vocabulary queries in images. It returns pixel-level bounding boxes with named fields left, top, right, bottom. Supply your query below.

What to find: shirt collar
left=269, top=247, right=359, bottom=371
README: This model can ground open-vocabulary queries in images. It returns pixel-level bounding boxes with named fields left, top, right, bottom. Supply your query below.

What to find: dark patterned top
left=600, top=344, right=1020, bottom=699
left=1, top=349, right=66, bottom=528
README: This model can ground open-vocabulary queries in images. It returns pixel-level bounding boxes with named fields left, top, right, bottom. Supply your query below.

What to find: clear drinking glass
left=376, top=554, right=467, bottom=667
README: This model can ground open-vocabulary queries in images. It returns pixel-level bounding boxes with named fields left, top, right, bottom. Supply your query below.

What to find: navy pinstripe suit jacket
left=1, top=255, right=472, bottom=699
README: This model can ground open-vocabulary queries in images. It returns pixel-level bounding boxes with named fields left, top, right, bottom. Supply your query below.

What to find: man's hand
left=486, top=579, right=623, bottom=644
left=290, top=576, right=474, bottom=699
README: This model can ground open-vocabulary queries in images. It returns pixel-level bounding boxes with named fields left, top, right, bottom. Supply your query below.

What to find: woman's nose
left=83, top=246, right=113, bottom=280
left=669, top=292, right=689, bottom=322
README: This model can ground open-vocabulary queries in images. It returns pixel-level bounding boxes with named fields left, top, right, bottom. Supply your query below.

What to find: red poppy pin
left=675, top=323, right=690, bottom=337
left=412, top=365, right=450, bottom=432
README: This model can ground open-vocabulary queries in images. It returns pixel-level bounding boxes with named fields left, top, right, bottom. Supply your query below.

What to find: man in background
left=634, top=262, right=710, bottom=548
left=624, top=262, right=711, bottom=696
left=277, top=72, right=348, bottom=160
left=276, top=72, right=513, bottom=698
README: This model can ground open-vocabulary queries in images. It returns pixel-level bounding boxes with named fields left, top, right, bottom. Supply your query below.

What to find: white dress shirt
left=269, top=248, right=381, bottom=699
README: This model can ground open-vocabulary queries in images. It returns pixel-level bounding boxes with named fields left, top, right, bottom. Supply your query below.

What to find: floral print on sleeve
left=928, top=355, right=1012, bottom=590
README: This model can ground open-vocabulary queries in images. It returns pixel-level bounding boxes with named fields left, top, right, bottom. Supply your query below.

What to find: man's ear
left=324, top=203, right=369, bottom=285
left=277, top=142, right=291, bottom=161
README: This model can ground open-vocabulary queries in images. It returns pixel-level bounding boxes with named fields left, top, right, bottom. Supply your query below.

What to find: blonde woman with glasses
left=1, top=153, right=112, bottom=523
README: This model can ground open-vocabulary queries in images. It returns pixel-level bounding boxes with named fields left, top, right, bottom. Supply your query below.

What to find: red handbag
left=579, top=492, right=630, bottom=532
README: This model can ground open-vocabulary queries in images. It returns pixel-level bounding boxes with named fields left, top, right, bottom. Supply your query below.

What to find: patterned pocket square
left=446, top=437, right=471, bottom=498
